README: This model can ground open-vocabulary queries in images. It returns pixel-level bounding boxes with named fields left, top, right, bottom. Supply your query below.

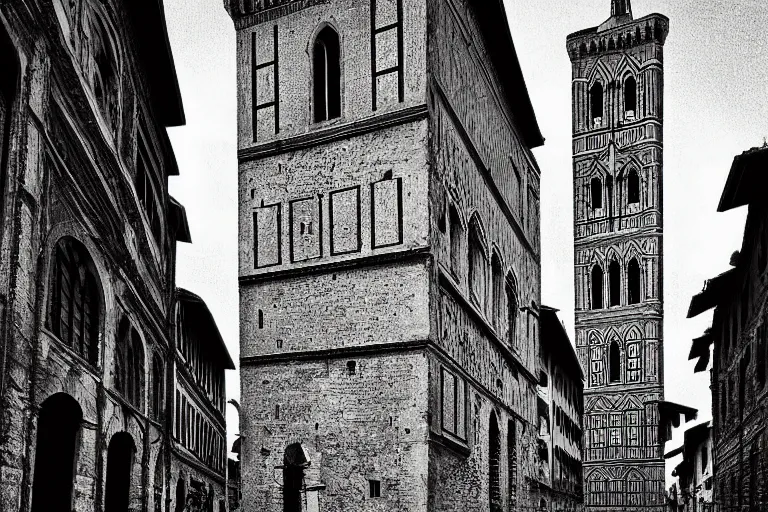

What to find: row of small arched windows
left=47, top=238, right=165, bottom=417
left=578, top=21, right=665, bottom=58
left=589, top=75, right=637, bottom=126
left=590, top=258, right=641, bottom=309
left=590, top=169, right=640, bottom=210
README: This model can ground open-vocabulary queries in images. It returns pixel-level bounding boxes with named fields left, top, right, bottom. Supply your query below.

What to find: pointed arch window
left=468, top=218, right=487, bottom=311
left=48, top=238, right=101, bottom=365
left=627, top=258, right=641, bottom=304
left=627, top=168, right=640, bottom=204
left=115, top=318, right=145, bottom=410
left=590, top=82, right=604, bottom=125
left=491, top=253, right=504, bottom=331
left=609, top=340, right=621, bottom=383
left=506, top=273, right=519, bottom=350
left=609, top=259, right=621, bottom=307
left=312, top=26, right=341, bottom=123
left=590, top=178, right=603, bottom=209
left=624, top=75, right=637, bottom=117
left=591, top=264, right=604, bottom=310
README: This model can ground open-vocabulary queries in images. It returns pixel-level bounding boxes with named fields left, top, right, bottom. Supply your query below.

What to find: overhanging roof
left=177, top=288, right=235, bottom=369
left=687, top=268, right=739, bottom=318
left=688, top=330, right=713, bottom=373
left=126, top=0, right=185, bottom=127
left=540, top=305, right=584, bottom=381
left=473, top=0, right=544, bottom=149
left=718, top=145, right=768, bottom=212
left=169, top=196, right=192, bottom=243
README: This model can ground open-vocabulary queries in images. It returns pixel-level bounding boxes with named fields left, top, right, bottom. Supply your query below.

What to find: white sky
left=163, top=0, right=768, bottom=483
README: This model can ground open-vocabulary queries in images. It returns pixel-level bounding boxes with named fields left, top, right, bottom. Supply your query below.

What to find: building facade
left=538, top=306, right=585, bottom=512
left=566, top=0, right=671, bottom=509
left=687, top=145, right=768, bottom=512
left=664, top=422, right=713, bottom=512
left=0, top=1, right=233, bottom=512
left=226, top=0, right=548, bottom=510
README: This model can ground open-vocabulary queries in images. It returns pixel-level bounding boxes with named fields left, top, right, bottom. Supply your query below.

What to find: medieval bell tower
left=567, top=1, right=669, bottom=509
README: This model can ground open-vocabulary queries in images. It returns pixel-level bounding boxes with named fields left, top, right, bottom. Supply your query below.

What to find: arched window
left=175, top=477, right=186, bottom=512
left=609, top=259, right=620, bottom=307
left=506, top=273, right=519, bottom=350
left=627, top=258, right=641, bottom=304
left=86, top=12, right=119, bottom=132
left=590, top=82, right=603, bottom=124
left=105, top=432, right=136, bottom=512
left=115, top=318, right=145, bottom=409
left=609, top=340, right=621, bottom=383
left=591, top=265, right=604, bottom=310
left=624, top=75, right=637, bottom=115
left=468, top=217, right=487, bottom=311
left=152, top=354, right=165, bottom=420
left=48, top=238, right=102, bottom=365
left=449, top=205, right=462, bottom=276
left=489, top=412, right=502, bottom=512
left=31, top=393, right=83, bottom=512
left=283, top=443, right=309, bottom=512
left=491, top=253, right=504, bottom=331
left=627, top=168, right=640, bottom=204
left=312, top=26, right=341, bottom=123
left=590, top=177, right=603, bottom=209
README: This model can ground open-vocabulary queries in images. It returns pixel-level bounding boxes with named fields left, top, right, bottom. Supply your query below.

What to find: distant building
left=226, top=0, right=551, bottom=510
left=0, top=1, right=234, bottom=511
left=664, top=422, right=714, bottom=512
left=687, top=145, right=768, bottom=512
left=538, top=306, right=585, bottom=512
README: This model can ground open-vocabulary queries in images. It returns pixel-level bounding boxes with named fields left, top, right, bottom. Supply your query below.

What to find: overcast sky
left=163, top=0, right=768, bottom=481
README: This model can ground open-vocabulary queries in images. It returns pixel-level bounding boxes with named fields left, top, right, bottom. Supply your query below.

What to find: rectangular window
left=252, top=25, right=279, bottom=140
left=441, top=368, right=466, bottom=440
left=368, top=479, right=381, bottom=498
left=626, top=341, right=641, bottom=383
left=136, top=130, right=162, bottom=245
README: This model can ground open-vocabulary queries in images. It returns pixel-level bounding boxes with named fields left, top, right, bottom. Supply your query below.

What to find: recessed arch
left=114, top=316, right=147, bottom=410
left=311, top=24, right=341, bottom=122
left=609, top=259, right=621, bottom=307
left=467, top=213, right=488, bottom=310
left=104, top=432, right=136, bottom=512
left=627, top=257, right=641, bottom=304
left=491, top=250, right=505, bottom=331
left=591, top=264, right=604, bottom=310
left=590, top=177, right=603, bottom=209
left=609, top=340, right=621, bottom=383
left=590, top=81, right=604, bottom=124
left=624, top=74, right=637, bottom=115
left=31, top=393, right=83, bottom=512
left=627, top=167, right=640, bottom=204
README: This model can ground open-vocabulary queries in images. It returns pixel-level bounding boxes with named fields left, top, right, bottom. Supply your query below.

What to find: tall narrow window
left=491, top=253, right=504, bottom=331
left=87, top=14, right=119, bottom=133
left=624, top=75, right=637, bottom=116
left=609, top=259, right=620, bottom=307
left=48, top=238, right=101, bottom=365
left=508, top=420, right=517, bottom=508
left=152, top=354, right=164, bottom=420
left=591, top=178, right=603, bottom=209
left=312, top=27, right=341, bottom=122
left=468, top=218, right=487, bottom=311
left=449, top=206, right=462, bottom=276
left=506, top=273, right=519, bottom=349
left=154, top=450, right=164, bottom=512
left=105, top=433, right=136, bottom=512
left=590, top=82, right=604, bottom=125
left=591, top=265, right=604, bottom=310
left=609, top=340, right=621, bottom=383
left=627, top=169, right=640, bottom=204
left=489, top=413, right=502, bottom=512
left=627, top=258, right=641, bottom=304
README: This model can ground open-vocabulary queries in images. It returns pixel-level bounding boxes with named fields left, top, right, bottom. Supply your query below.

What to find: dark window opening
left=491, top=253, right=504, bottom=331
left=31, top=394, right=83, bottom=512
left=105, top=432, right=136, bottom=512
left=627, top=258, right=641, bottom=304
left=627, top=168, right=640, bottom=204
left=590, top=82, right=604, bottom=124
left=312, top=27, right=341, bottom=122
left=258, top=309, right=264, bottom=329
left=449, top=206, right=462, bottom=276
left=591, top=265, right=604, bottom=310
left=48, top=238, right=101, bottom=365
left=609, top=259, right=621, bottom=307
left=154, top=450, right=164, bottom=512
left=136, top=134, right=163, bottom=246
left=590, top=178, right=603, bottom=209
left=368, top=480, right=381, bottom=498
left=346, top=361, right=356, bottom=376
left=175, top=477, right=186, bottom=512
left=283, top=444, right=308, bottom=512
left=624, top=76, right=637, bottom=115
left=115, top=318, right=145, bottom=409
left=89, top=16, right=119, bottom=132
left=468, top=219, right=486, bottom=310
left=506, top=274, right=518, bottom=349
left=152, top=354, right=164, bottom=420
left=489, top=412, right=502, bottom=512
left=609, top=340, right=621, bottom=383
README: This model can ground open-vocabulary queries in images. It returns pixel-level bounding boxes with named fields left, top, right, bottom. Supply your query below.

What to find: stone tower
left=226, top=1, right=549, bottom=511
left=567, top=1, right=669, bottom=510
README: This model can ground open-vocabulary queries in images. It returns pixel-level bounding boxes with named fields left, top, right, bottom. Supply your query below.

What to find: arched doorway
left=104, top=432, right=136, bottom=512
left=175, top=477, right=186, bottom=512
left=30, top=393, right=83, bottom=512
left=283, top=443, right=310, bottom=512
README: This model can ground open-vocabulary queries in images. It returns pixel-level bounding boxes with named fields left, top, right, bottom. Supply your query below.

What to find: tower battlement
left=567, top=13, right=669, bottom=63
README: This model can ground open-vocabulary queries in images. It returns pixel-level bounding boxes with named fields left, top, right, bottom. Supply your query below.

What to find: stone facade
left=687, top=145, right=768, bottom=511
left=665, top=422, right=713, bottom=511
left=538, top=307, right=585, bottom=512
left=0, top=2, right=233, bottom=512
left=566, top=1, right=670, bottom=509
left=226, top=0, right=547, bottom=510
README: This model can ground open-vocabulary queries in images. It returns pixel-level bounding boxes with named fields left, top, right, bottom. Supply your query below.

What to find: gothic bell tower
left=567, top=1, right=670, bottom=509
